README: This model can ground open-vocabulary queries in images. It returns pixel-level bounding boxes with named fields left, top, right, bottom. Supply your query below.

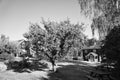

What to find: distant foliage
left=0, top=34, right=9, bottom=53
left=0, top=34, right=20, bottom=61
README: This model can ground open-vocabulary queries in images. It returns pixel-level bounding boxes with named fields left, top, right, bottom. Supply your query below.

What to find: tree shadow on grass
left=43, top=63, right=94, bottom=80
left=6, top=61, right=49, bottom=73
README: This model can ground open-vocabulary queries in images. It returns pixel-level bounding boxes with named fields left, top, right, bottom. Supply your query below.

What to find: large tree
left=23, top=19, right=84, bottom=71
left=78, top=0, right=120, bottom=40
left=101, top=26, right=120, bottom=79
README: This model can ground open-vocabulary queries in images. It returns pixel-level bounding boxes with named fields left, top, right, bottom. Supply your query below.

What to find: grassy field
left=0, top=61, right=96, bottom=80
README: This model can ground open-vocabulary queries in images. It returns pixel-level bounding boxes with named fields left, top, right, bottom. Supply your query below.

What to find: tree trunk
left=51, top=59, right=55, bottom=72
left=52, top=63, right=54, bottom=71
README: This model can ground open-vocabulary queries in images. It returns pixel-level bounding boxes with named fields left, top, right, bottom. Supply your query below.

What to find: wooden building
left=80, top=46, right=101, bottom=62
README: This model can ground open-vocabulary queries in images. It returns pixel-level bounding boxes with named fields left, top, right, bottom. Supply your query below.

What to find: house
left=80, top=45, right=101, bottom=62
left=64, top=45, right=102, bottom=62
left=86, top=52, right=98, bottom=62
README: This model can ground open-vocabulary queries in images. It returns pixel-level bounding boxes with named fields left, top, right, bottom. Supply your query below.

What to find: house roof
left=86, top=52, right=98, bottom=57
left=82, top=44, right=101, bottom=50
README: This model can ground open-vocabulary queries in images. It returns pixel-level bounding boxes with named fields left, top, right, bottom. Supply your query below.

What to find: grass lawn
left=0, top=70, right=48, bottom=80
left=0, top=61, right=97, bottom=80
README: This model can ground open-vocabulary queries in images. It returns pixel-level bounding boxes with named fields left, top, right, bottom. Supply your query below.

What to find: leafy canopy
left=23, top=19, right=85, bottom=60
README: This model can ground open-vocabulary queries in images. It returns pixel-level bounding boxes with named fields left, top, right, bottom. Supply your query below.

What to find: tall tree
left=78, top=0, right=102, bottom=19
left=78, top=0, right=120, bottom=40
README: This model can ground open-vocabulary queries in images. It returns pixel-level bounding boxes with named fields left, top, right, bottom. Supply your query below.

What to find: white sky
left=0, top=0, right=94, bottom=41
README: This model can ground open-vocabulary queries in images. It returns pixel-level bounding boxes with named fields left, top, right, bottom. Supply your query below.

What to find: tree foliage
left=101, top=26, right=120, bottom=78
left=23, top=19, right=85, bottom=70
left=101, top=26, right=120, bottom=61
left=78, top=0, right=120, bottom=40
left=78, top=0, right=103, bottom=19
left=0, top=34, right=9, bottom=53
left=0, top=34, right=20, bottom=61
left=84, top=38, right=97, bottom=47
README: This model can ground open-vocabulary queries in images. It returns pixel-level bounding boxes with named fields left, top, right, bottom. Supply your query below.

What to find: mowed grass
left=0, top=61, right=96, bottom=80
left=0, top=70, right=49, bottom=80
